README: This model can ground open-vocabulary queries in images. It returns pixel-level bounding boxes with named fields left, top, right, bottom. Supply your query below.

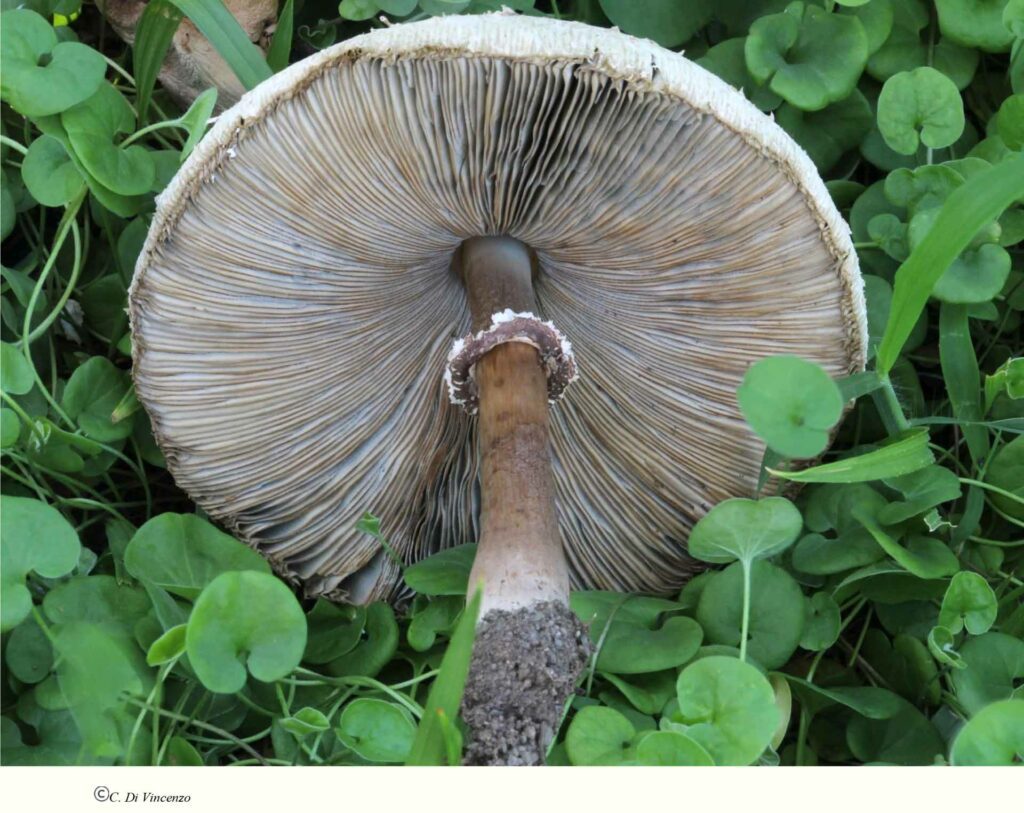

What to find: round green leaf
left=877, top=67, right=965, bottom=155
left=43, top=575, right=149, bottom=637
left=61, top=82, right=155, bottom=196
left=1, top=341, right=35, bottom=395
left=0, top=408, right=20, bottom=448
left=124, top=512, right=269, bottom=600
left=985, top=436, right=1024, bottom=519
left=697, top=38, right=782, bottom=112
left=21, top=135, right=85, bottom=207
left=932, top=243, right=1012, bottom=304
left=696, top=561, right=806, bottom=670
left=596, top=616, right=703, bottom=674
left=737, top=355, right=844, bottom=458
left=950, top=700, right=1024, bottom=765
left=338, top=0, right=380, bottom=21
left=324, top=601, right=398, bottom=678
left=936, top=0, right=1015, bottom=52
left=687, top=497, right=803, bottom=565
left=185, top=571, right=306, bottom=693
left=0, top=10, right=106, bottom=117
left=846, top=696, right=944, bottom=764
left=938, top=572, right=997, bottom=635
left=674, top=656, right=779, bottom=765
left=775, top=90, right=873, bottom=172
left=598, top=0, right=713, bottom=48
left=1, top=496, right=80, bottom=632
left=404, top=544, right=476, bottom=596
left=336, top=698, right=415, bottom=763
left=60, top=356, right=133, bottom=442
left=745, top=2, right=868, bottom=111
left=800, top=591, right=841, bottom=651
left=565, top=705, right=637, bottom=766
left=635, top=731, right=714, bottom=766
left=6, top=617, right=54, bottom=684
left=950, top=633, right=1024, bottom=716
left=303, top=600, right=366, bottom=664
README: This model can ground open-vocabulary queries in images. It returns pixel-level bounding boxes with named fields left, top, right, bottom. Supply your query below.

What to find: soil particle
left=460, top=601, right=590, bottom=766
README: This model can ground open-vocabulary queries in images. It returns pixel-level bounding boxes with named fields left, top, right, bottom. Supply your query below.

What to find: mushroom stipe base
left=461, top=602, right=590, bottom=766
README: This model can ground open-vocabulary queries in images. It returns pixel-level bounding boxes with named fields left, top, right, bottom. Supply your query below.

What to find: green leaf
left=146, top=624, right=187, bottom=666
left=266, top=0, right=293, bottom=72
left=738, top=355, right=844, bottom=459
left=61, top=355, right=134, bottom=442
left=687, top=497, right=803, bottom=565
left=927, top=624, right=965, bottom=668
left=324, top=601, right=398, bottom=678
left=1, top=341, right=35, bottom=394
left=696, top=561, right=806, bottom=670
left=950, top=700, right=1024, bottom=765
left=339, top=0, right=380, bottom=20
left=938, top=572, right=997, bottom=635
left=177, top=87, right=217, bottom=162
left=406, top=588, right=481, bottom=766
left=697, top=38, right=782, bottom=112
left=404, top=544, right=476, bottom=595
left=950, top=633, right=1024, bottom=715
left=986, top=436, right=1024, bottom=519
left=566, top=705, right=638, bottom=766
left=598, top=0, right=712, bottom=48
left=303, top=600, right=366, bottom=664
left=878, top=465, right=962, bottom=524
left=61, top=83, right=155, bottom=196
left=846, top=696, right=944, bottom=764
left=280, top=706, right=330, bottom=737
left=856, top=513, right=960, bottom=580
left=877, top=67, right=965, bottom=155
left=792, top=530, right=885, bottom=575
left=337, top=698, right=416, bottom=763
left=596, top=616, right=703, bottom=675
left=21, top=135, right=84, bottom=206
left=939, top=304, right=989, bottom=466
left=1, top=496, right=80, bottom=632
left=936, top=0, right=1015, bottom=52
left=877, top=153, right=1024, bottom=374
left=784, top=677, right=903, bottom=719
left=635, top=730, right=715, bottom=766
left=800, top=591, right=841, bottom=651
left=745, top=2, right=868, bottom=111
left=775, top=90, right=873, bottom=171
left=932, top=243, right=1011, bottom=303
left=133, top=0, right=184, bottom=121
left=185, top=571, right=306, bottom=693
left=6, top=617, right=54, bottom=684
left=166, top=0, right=272, bottom=90
left=53, top=621, right=150, bottom=760
left=673, top=656, right=779, bottom=766
left=0, top=9, right=106, bottom=117
left=769, top=430, right=934, bottom=483
left=43, top=575, right=150, bottom=637
left=123, top=512, right=269, bottom=600
left=407, top=595, right=462, bottom=652
left=165, top=736, right=203, bottom=765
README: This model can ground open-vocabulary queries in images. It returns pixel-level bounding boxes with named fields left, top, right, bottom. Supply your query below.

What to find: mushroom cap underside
left=130, top=13, right=867, bottom=603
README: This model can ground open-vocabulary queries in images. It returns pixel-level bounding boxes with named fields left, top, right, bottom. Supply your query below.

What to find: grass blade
left=166, top=0, right=273, bottom=90
left=876, top=153, right=1024, bottom=375
left=768, top=429, right=934, bottom=483
left=939, top=303, right=988, bottom=465
left=133, top=0, right=184, bottom=121
left=266, top=0, right=294, bottom=73
left=405, top=587, right=481, bottom=766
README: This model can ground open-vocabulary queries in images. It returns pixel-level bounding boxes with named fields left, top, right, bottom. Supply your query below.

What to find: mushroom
left=129, top=13, right=867, bottom=765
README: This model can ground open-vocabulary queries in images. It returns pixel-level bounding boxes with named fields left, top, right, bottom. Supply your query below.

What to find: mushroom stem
left=456, top=237, right=589, bottom=765
left=459, top=237, right=568, bottom=615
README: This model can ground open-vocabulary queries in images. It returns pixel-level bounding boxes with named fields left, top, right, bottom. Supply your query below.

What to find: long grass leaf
left=166, top=0, right=272, bottom=90
left=133, top=0, right=184, bottom=121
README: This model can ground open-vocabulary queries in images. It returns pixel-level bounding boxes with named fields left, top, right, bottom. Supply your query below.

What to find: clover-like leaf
left=745, top=1, right=868, bottom=111
left=737, top=355, right=844, bottom=459
left=950, top=633, right=1024, bottom=715
left=404, top=543, right=476, bottom=596
left=324, top=601, right=398, bottom=678
left=124, top=512, right=269, bottom=600
left=565, top=705, right=637, bottom=766
left=337, top=699, right=415, bottom=763
left=673, top=656, right=779, bottom=766
left=303, top=600, right=366, bottom=664
left=938, top=572, right=997, bottom=635
left=800, top=591, right=841, bottom=651
left=951, top=699, right=1024, bottom=765
left=840, top=0, right=895, bottom=56
left=985, top=436, right=1024, bottom=519
left=687, top=497, right=803, bottom=566
left=0, top=10, right=106, bottom=117
left=697, top=37, right=781, bottom=112
left=61, top=356, right=134, bottom=442
left=774, top=90, right=872, bottom=171
left=1, top=341, right=35, bottom=395
left=1, top=496, right=81, bottom=632
left=877, top=67, right=965, bottom=155
left=61, top=82, right=155, bottom=196
left=185, top=571, right=307, bottom=693
left=596, top=616, right=703, bottom=675
left=407, top=595, right=462, bottom=653
left=635, top=731, right=714, bottom=766
left=43, top=575, right=150, bottom=638
left=846, top=695, right=945, bottom=765
left=936, top=0, right=1015, bottom=52
left=932, top=243, right=1012, bottom=304
left=21, top=135, right=85, bottom=207
left=696, top=561, right=806, bottom=670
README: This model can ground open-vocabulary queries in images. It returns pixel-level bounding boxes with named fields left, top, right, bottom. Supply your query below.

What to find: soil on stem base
left=460, top=601, right=590, bottom=766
